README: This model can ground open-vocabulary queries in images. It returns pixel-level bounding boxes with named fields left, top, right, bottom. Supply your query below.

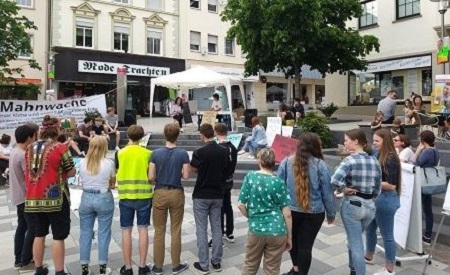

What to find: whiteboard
left=442, top=179, right=450, bottom=214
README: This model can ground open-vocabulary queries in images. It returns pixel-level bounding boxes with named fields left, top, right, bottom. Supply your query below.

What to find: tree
left=0, top=0, right=40, bottom=83
left=221, top=0, right=380, bottom=100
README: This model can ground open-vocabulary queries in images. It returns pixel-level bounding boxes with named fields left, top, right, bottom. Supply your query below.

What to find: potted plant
left=320, top=102, right=339, bottom=118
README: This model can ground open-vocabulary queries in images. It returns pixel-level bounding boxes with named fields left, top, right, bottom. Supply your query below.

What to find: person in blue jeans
left=238, top=116, right=267, bottom=159
left=190, top=124, right=230, bottom=274
left=365, top=129, right=401, bottom=275
left=414, top=130, right=440, bottom=245
left=331, top=128, right=381, bottom=275
left=79, top=136, right=116, bottom=275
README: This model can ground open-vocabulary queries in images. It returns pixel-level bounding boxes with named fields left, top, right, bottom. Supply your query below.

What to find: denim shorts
left=119, top=199, right=152, bottom=229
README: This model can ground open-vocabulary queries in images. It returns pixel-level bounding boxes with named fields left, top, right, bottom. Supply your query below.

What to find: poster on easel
left=431, top=75, right=450, bottom=112
left=201, top=111, right=217, bottom=127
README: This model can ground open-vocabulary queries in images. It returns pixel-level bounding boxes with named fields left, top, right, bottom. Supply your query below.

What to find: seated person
left=371, top=111, right=384, bottom=131
left=91, top=117, right=110, bottom=141
left=75, top=117, right=93, bottom=153
left=291, top=98, right=305, bottom=122
left=280, top=103, right=295, bottom=126
left=57, top=134, right=85, bottom=157
left=390, top=118, right=405, bottom=135
left=104, top=107, right=121, bottom=150
left=0, top=134, right=12, bottom=179
left=210, top=93, right=222, bottom=111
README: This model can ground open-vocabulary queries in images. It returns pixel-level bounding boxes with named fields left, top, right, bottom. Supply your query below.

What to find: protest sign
left=281, top=126, right=294, bottom=137
left=139, top=133, right=152, bottom=147
left=266, top=117, right=282, bottom=147
left=214, top=133, right=243, bottom=150
left=201, top=111, right=217, bottom=127
left=271, top=134, right=298, bottom=163
left=0, top=94, right=107, bottom=130
left=60, top=117, right=77, bottom=138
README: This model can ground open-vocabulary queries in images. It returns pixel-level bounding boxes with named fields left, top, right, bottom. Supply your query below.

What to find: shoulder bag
left=420, top=149, right=447, bottom=195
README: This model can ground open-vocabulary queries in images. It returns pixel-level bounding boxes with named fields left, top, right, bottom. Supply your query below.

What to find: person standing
left=25, top=115, right=76, bottom=275
left=277, top=133, right=336, bottom=275
left=79, top=136, right=116, bottom=275
left=365, top=129, right=401, bottom=275
left=116, top=125, right=153, bottom=275
left=377, top=90, right=397, bottom=124
left=214, top=123, right=238, bottom=243
left=148, top=123, right=190, bottom=275
left=10, top=125, right=37, bottom=270
left=393, top=134, right=415, bottom=164
left=190, top=124, right=230, bottom=274
left=105, top=107, right=121, bottom=150
left=331, top=128, right=381, bottom=275
left=171, top=97, right=184, bottom=132
left=238, top=149, right=292, bottom=275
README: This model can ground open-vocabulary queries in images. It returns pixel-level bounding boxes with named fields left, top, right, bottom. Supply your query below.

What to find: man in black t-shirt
left=190, top=124, right=230, bottom=274
left=291, top=98, right=305, bottom=122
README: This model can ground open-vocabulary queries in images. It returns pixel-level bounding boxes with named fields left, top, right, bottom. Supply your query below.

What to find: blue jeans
left=422, top=194, right=433, bottom=238
left=119, top=199, right=152, bottom=228
left=79, top=191, right=115, bottom=265
left=366, top=191, right=400, bottom=263
left=193, top=199, right=223, bottom=270
left=340, top=196, right=376, bottom=275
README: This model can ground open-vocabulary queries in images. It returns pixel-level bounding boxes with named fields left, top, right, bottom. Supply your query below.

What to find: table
left=196, top=111, right=232, bottom=131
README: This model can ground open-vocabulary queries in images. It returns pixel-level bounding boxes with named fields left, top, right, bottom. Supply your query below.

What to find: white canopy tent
left=150, top=66, right=246, bottom=129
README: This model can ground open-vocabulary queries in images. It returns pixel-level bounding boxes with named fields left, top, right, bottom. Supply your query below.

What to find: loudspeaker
left=244, top=109, right=258, bottom=128
left=124, top=109, right=137, bottom=127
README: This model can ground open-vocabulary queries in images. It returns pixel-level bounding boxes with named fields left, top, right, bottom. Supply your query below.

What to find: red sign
left=271, top=134, right=298, bottom=163
left=117, top=67, right=127, bottom=75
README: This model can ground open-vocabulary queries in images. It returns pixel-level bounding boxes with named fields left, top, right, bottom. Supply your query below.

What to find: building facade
left=2, top=0, right=50, bottom=100
left=325, top=0, right=444, bottom=107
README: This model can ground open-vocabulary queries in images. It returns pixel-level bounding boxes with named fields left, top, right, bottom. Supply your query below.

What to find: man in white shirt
left=377, top=90, right=397, bottom=124
left=210, top=93, right=222, bottom=111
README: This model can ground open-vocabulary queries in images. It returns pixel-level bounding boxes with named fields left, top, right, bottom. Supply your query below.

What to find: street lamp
left=431, top=0, right=450, bottom=73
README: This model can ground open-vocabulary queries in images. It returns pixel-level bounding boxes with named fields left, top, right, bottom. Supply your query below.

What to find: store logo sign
left=366, top=55, right=431, bottom=73
left=78, top=60, right=170, bottom=77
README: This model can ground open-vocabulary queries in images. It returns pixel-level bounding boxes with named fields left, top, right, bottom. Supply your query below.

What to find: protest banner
left=271, top=134, right=298, bottom=163
left=0, top=94, right=107, bottom=130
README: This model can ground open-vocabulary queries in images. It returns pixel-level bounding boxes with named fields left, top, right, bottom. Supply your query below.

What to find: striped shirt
left=331, top=152, right=381, bottom=197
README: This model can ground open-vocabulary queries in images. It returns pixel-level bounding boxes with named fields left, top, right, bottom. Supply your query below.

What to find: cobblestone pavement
left=0, top=186, right=449, bottom=275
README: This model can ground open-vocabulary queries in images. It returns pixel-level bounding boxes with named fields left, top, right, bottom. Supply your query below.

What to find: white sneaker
left=334, top=190, right=344, bottom=198
left=180, top=128, right=184, bottom=133
left=374, top=268, right=395, bottom=275
left=238, top=150, right=246, bottom=155
left=115, top=146, right=120, bottom=151
left=247, top=155, right=255, bottom=159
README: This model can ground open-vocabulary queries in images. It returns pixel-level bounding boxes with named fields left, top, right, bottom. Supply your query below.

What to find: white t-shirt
left=79, top=158, right=115, bottom=190
left=0, top=143, right=13, bottom=156
left=398, top=147, right=415, bottom=164
left=211, top=100, right=222, bottom=111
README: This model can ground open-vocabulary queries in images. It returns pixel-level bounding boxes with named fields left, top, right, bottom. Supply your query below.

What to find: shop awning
left=260, top=65, right=323, bottom=79
left=0, top=78, right=42, bottom=86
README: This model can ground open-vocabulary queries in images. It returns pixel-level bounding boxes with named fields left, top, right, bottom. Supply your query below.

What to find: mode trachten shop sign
left=78, top=60, right=170, bottom=77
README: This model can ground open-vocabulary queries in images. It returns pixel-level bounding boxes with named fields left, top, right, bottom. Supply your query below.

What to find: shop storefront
left=53, top=47, right=185, bottom=116
left=349, top=54, right=432, bottom=105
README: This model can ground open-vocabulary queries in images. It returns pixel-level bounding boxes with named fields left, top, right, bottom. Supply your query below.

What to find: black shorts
left=33, top=195, right=71, bottom=240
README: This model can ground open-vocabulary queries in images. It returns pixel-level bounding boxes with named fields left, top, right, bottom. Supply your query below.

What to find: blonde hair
left=85, top=136, right=108, bottom=175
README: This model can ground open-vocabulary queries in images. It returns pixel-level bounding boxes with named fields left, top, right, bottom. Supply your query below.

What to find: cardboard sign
left=281, top=126, right=294, bottom=137
left=214, top=133, right=243, bottom=150
left=139, top=133, right=151, bottom=147
left=201, top=111, right=217, bottom=127
left=271, top=134, right=298, bottom=163
left=266, top=117, right=282, bottom=147
left=60, top=117, right=77, bottom=138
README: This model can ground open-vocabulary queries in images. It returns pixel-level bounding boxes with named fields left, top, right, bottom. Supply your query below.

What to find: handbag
left=420, top=149, right=447, bottom=195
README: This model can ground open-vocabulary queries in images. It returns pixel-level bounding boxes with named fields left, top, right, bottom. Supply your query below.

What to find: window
left=359, top=0, right=377, bottom=28
left=147, top=0, right=162, bottom=10
left=208, top=35, right=218, bottom=54
left=16, top=0, right=32, bottom=7
left=208, top=0, right=217, bottom=12
left=225, top=38, right=234, bottom=55
left=76, top=18, right=94, bottom=48
left=115, top=0, right=129, bottom=4
left=397, top=0, right=420, bottom=19
left=18, top=35, right=33, bottom=58
left=147, top=28, right=162, bottom=55
left=114, top=24, right=130, bottom=52
left=190, top=0, right=200, bottom=9
left=190, top=31, right=200, bottom=51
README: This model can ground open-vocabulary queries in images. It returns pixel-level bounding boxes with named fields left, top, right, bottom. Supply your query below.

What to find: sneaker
left=350, top=271, right=356, bottom=275
left=247, top=155, right=255, bottom=159
left=364, top=256, right=374, bottom=265
left=172, top=262, right=189, bottom=274
left=223, top=234, right=235, bottom=243
left=422, top=235, right=432, bottom=246
left=138, top=264, right=151, bottom=275
left=100, top=267, right=112, bottom=275
left=148, top=263, right=163, bottom=275
left=19, top=262, right=36, bottom=271
left=115, top=146, right=120, bottom=151
left=81, top=264, right=90, bottom=275
left=120, top=265, right=134, bottom=275
left=13, top=261, right=22, bottom=269
left=374, top=268, right=395, bottom=275
left=237, top=150, right=246, bottom=155
left=193, top=262, right=209, bottom=274
left=281, top=268, right=298, bottom=275
left=180, top=128, right=184, bottom=133
left=210, top=261, right=222, bottom=272
left=34, top=266, right=49, bottom=275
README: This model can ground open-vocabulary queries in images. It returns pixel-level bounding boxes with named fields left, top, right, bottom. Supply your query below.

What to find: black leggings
left=173, top=114, right=183, bottom=128
left=0, top=159, right=8, bottom=173
left=290, top=211, right=325, bottom=274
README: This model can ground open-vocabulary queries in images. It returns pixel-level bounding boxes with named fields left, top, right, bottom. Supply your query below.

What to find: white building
left=326, top=0, right=445, bottom=108
left=3, top=0, right=50, bottom=100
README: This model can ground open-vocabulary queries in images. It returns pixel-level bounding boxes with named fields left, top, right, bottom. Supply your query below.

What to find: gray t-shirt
left=377, top=97, right=396, bottom=121
left=9, top=147, right=27, bottom=206
left=151, top=147, right=190, bottom=189
left=106, top=114, right=118, bottom=127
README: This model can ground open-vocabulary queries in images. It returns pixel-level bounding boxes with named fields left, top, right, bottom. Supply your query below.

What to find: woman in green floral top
left=238, top=148, right=292, bottom=275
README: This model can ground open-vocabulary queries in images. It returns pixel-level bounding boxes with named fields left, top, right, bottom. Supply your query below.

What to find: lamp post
left=431, top=0, right=450, bottom=73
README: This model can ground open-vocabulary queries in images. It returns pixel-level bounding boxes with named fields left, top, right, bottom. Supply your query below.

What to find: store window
left=359, top=0, right=378, bottom=28
left=113, top=24, right=130, bottom=52
left=266, top=82, right=288, bottom=110
left=147, top=28, right=162, bottom=55
left=225, top=38, right=234, bottom=55
left=396, top=0, right=420, bottom=19
left=115, top=0, right=129, bottom=4
left=208, top=0, right=218, bottom=12
left=190, top=31, right=201, bottom=51
left=76, top=18, right=94, bottom=48
left=18, top=35, right=33, bottom=58
left=208, top=34, right=218, bottom=54
left=16, top=0, right=32, bottom=7
left=147, top=0, right=162, bottom=10
left=190, top=0, right=200, bottom=9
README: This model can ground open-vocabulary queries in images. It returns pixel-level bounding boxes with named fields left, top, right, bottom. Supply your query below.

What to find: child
left=371, top=111, right=384, bottom=131
left=391, top=118, right=405, bottom=135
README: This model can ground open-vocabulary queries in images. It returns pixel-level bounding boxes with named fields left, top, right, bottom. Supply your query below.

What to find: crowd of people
left=4, top=107, right=441, bottom=275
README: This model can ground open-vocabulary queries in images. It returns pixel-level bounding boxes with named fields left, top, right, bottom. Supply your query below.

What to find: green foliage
left=298, top=112, right=333, bottom=148
left=84, top=110, right=102, bottom=120
left=221, top=0, right=380, bottom=97
left=0, top=0, right=41, bottom=82
left=320, top=102, right=339, bottom=118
